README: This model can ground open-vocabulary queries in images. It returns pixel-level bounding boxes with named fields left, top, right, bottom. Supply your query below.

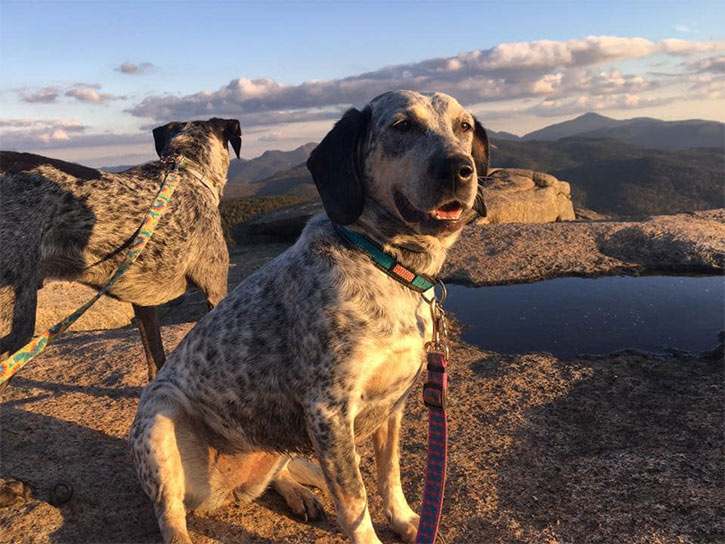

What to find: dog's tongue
left=434, top=202, right=463, bottom=220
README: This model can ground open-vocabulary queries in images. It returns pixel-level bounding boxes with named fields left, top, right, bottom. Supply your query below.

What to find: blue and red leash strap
left=416, top=348, right=449, bottom=544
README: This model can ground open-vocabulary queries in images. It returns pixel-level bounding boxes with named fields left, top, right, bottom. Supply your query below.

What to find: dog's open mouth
left=432, top=201, right=464, bottom=221
left=394, top=190, right=468, bottom=233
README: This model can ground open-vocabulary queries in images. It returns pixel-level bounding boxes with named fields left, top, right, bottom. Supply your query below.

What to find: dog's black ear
left=307, top=107, right=370, bottom=225
left=227, top=120, right=242, bottom=159
left=153, top=123, right=172, bottom=157
left=471, top=117, right=490, bottom=179
left=471, top=117, right=490, bottom=217
left=152, top=122, right=182, bottom=158
left=209, top=118, right=242, bottom=159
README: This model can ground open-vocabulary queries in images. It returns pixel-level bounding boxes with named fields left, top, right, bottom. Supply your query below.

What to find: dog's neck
left=351, top=200, right=455, bottom=278
left=166, top=137, right=230, bottom=195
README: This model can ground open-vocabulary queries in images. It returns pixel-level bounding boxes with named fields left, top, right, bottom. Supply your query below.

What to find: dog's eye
left=392, top=120, right=412, bottom=132
left=460, top=121, right=472, bottom=132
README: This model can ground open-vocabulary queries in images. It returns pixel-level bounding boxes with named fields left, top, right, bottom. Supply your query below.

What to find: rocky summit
left=4, top=168, right=723, bottom=544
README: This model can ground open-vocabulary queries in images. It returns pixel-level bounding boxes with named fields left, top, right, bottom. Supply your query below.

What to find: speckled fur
left=0, top=118, right=239, bottom=380
left=129, top=92, right=489, bottom=544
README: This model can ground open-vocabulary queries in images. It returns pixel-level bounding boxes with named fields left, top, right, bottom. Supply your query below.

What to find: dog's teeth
left=433, top=208, right=462, bottom=220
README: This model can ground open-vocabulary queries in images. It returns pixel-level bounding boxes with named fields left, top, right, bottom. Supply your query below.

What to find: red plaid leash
left=416, top=284, right=450, bottom=544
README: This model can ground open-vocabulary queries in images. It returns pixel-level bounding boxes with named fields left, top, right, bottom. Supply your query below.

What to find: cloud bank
left=127, top=36, right=725, bottom=126
left=0, top=118, right=87, bottom=146
left=19, top=83, right=124, bottom=104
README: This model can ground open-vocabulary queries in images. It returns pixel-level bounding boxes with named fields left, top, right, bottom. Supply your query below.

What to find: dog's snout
left=430, top=154, right=475, bottom=186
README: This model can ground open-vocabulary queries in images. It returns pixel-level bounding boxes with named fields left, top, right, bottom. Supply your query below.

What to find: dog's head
left=152, top=118, right=242, bottom=160
left=307, top=90, right=488, bottom=241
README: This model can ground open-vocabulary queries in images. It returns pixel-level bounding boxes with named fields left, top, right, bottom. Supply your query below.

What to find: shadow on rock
left=9, top=375, right=142, bottom=401
left=0, top=406, right=285, bottom=544
left=1, top=406, right=158, bottom=543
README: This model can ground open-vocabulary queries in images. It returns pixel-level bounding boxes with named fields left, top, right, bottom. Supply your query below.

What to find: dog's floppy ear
left=226, top=119, right=242, bottom=159
left=471, top=117, right=490, bottom=217
left=152, top=122, right=180, bottom=158
left=209, top=118, right=243, bottom=159
left=307, top=107, right=370, bottom=225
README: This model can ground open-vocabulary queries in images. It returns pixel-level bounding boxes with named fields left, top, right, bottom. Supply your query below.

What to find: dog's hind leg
left=130, top=407, right=193, bottom=544
left=133, top=304, right=165, bottom=380
left=0, top=265, right=40, bottom=394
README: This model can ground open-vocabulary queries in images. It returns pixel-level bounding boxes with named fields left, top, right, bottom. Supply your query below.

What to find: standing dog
left=129, top=91, right=488, bottom=544
left=0, top=118, right=241, bottom=381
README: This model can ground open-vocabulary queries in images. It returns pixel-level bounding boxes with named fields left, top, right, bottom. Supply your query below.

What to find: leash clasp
left=424, top=280, right=449, bottom=360
left=160, top=153, right=183, bottom=172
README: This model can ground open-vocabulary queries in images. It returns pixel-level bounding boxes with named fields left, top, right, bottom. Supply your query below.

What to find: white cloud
left=531, top=73, right=563, bottom=94
left=0, top=118, right=88, bottom=147
left=528, top=93, right=673, bottom=117
left=18, top=83, right=124, bottom=105
left=20, top=86, right=61, bottom=103
left=0, top=118, right=84, bottom=130
left=115, top=61, right=154, bottom=74
left=675, top=24, right=697, bottom=34
left=65, top=84, right=121, bottom=104
left=689, top=75, right=725, bottom=100
left=257, top=130, right=284, bottom=142
left=0, top=118, right=150, bottom=151
left=683, top=55, right=725, bottom=74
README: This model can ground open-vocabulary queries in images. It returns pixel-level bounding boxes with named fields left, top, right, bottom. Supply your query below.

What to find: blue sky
left=1, top=0, right=724, bottom=165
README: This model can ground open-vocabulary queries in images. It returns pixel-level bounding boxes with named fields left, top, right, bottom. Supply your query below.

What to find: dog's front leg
left=373, top=404, right=419, bottom=543
left=306, top=403, right=381, bottom=544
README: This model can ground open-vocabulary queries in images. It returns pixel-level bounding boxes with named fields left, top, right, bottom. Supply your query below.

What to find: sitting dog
left=129, top=91, right=488, bottom=544
left=0, top=118, right=241, bottom=381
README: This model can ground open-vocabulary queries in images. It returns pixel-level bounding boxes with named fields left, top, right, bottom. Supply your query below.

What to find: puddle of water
left=445, top=276, right=724, bottom=358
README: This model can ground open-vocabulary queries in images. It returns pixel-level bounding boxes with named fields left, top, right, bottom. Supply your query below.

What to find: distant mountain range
left=226, top=142, right=316, bottom=184
left=100, top=142, right=316, bottom=187
left=225, top=137, right=723, bottom=217
left=100, top=112, right=723, bottom=217
left=492, top=138, right=723, bottom=216
left=491, top=112, right=724, bottom=149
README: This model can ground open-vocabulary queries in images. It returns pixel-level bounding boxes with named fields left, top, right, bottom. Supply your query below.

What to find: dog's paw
left=283, top=484, right=325, bottom=522
left=386, top=509, right=419, bottom=543
left=0, top=478, right=32, bottom=508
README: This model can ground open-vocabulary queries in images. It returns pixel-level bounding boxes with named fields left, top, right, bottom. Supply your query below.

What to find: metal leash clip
left=425, top=280, right=449, bottom=360
left=160, top=153, right=182, bottom=172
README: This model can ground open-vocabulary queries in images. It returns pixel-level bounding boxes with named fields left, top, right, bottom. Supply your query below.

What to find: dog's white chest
left=351, top=299, right=431, bottom=439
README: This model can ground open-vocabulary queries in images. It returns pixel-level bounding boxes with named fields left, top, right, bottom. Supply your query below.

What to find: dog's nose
left=430, top=155, right=475, bottom=187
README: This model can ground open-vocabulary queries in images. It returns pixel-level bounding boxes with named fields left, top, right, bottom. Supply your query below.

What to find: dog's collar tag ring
left=417, top=279, right=449, bottom=544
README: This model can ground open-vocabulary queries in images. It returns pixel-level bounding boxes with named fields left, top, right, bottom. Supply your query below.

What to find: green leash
left=0, top=156, right=187, bottom=386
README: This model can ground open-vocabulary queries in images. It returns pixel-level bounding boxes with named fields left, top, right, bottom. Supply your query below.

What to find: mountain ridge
left=518, top=113, right=723, bottom=149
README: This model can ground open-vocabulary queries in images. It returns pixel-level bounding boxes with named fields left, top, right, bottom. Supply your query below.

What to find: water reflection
left=445, top=276, right=725, bottom=358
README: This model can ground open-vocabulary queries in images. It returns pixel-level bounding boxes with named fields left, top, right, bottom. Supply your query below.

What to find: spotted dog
left=0, top=118, right=241, bottom=382
left=129, top=91, right=489, bottom=544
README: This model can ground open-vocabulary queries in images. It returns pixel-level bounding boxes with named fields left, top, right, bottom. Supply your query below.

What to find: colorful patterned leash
left=416, top=282, right=450, bottom=544
left=0, top=155, right=186, bottom=386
